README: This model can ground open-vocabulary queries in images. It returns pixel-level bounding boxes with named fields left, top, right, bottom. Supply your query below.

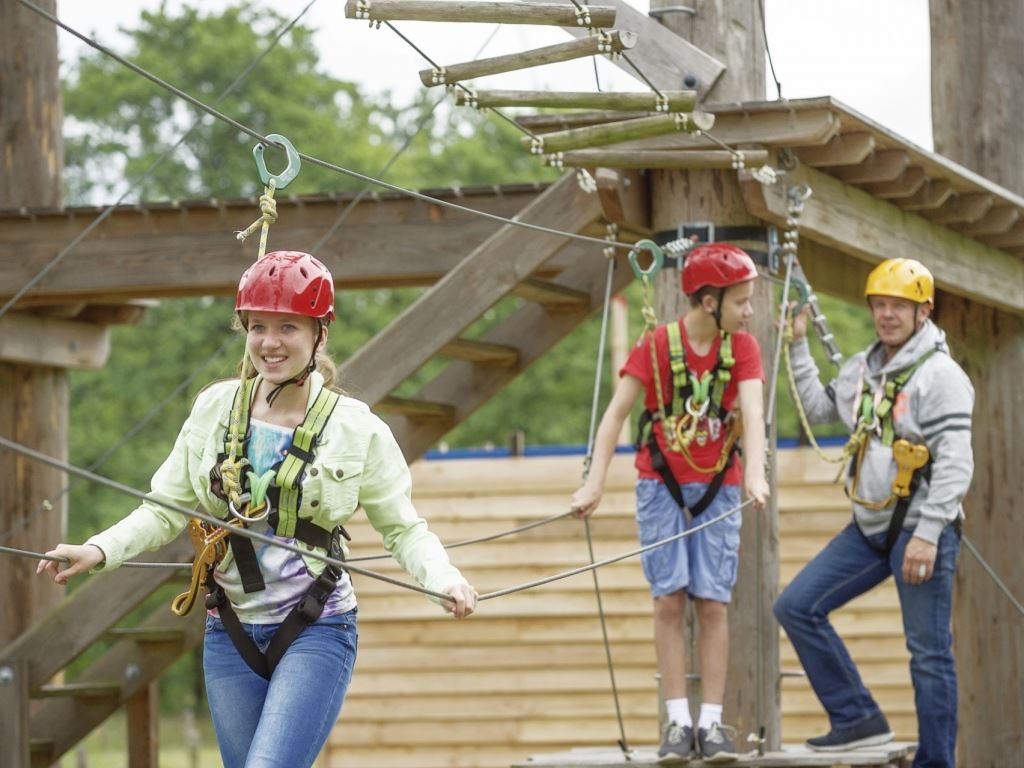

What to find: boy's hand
left=570, top=483, right=602, bottom=519
left=744, top=471, right=769, bottom=510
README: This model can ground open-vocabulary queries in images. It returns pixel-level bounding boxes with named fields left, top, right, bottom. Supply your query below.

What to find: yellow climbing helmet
left=864, top=258, right=934, bottom=304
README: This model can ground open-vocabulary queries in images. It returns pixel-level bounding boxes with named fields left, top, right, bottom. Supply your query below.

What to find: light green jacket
left=86, top=372, right=467, bottom=602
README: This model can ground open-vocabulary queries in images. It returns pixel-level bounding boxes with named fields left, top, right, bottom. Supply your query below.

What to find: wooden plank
left=526, top=112, right=714, bottom=154
left=0, top=312, right=110, bottom=369
left=795, top=132, right=875, bottom=167
left=830, top=150, right=911, bottom=184
left=553, top=148, right=769, bottom=170
left=739, top=162, right=1024, bottom=315
left=594, top=168, right=649, bottom=231
left=921, top=192, right=993, bottom=224
left=0, top=187, right=544, bottom=304
left=36, top=682, right=120, bottom=698
left=344, top=0, right=618, bottom=26
left=859, top=166, right=927, bottom=200
left=439, top=338, right=519, bottom=366
left=552, top=0, right=726, bottom=93
left=0, top=659, right=30, bottom=768
left=511, top=278, right=590, bottom=308
left=955, top=204, right=1020, bottom=236
left=456, top=89, right=695, bottom=112
left=419, top=31, right=637, bottom=87
left=375, top=395, right=455, bottom=423
left=899, top=179, right=954, bottom=211
left=126, top=682, right=159, bottom=768
left=336, top=172, right=603, bottom=407
left=979, top=219, right=1024, bottom=249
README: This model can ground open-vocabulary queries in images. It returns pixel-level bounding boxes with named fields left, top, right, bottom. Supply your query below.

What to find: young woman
left=38, top=250, right=477, bottom=768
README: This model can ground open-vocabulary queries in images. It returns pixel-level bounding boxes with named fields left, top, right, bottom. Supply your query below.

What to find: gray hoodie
left=789, top=319, right=974, bottom=544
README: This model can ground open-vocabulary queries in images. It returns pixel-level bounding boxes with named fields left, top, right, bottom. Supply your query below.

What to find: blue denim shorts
left=635, top=478, right=742, bottom=602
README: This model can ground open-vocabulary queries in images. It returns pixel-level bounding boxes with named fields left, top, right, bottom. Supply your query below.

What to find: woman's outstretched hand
left=36, top=543, right=105, bottom=585
left=444, top=583, right=478, bottom=619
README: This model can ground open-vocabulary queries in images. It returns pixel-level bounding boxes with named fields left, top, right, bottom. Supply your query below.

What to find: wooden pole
left=419, top=30, right=637, bottom=86
left=930, top=1, right=1024, bottom=764
left=345, top=0, right=618, bottom=28
left=455, top=88, right=696, bottom=113
left=523, top=111, right=715, bottom=154
left=547, top=148, right=769, bottom=171
left=647, top=0, right=779, bottom=750
left=126, top=682, right=159, bottom=768
left=0, top=0, right=66, bottom=652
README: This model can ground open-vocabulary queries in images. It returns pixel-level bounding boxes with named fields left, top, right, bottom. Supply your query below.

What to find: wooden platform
left=513, top=742, right=914, bottom=767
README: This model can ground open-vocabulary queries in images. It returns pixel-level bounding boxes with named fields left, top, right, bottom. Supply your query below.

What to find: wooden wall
left=324, top=448, right=914, bottom=767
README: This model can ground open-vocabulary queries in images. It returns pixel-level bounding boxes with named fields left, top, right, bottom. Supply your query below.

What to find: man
left=774, top=258, right=973, bottom=768
left=571, top=244, right=769, bottom=764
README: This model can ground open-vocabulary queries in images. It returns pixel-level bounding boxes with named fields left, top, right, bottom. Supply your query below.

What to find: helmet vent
left=300, top=267, right=309, bottom=278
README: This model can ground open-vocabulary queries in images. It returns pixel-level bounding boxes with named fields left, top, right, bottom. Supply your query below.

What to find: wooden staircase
left=0, top=170, right=646, bottom=768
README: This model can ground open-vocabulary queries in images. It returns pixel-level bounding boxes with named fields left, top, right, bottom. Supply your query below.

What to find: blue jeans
left=203, top=610, right=358, bottom=768
left=774, top=523, right=959, bottom=767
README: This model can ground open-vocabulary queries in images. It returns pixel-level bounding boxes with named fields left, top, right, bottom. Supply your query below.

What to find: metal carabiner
left=253, top=133, right=301, bottom=190
left=228, top=497, right=271, bottom=524
left=627, top=239, right=664, bottom=281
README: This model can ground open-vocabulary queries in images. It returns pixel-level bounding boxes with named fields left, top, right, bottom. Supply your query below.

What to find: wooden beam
left=795, top=132, right=875, bottom=167
left=525, top=112, right=714, bottom=154
left=979, top=220, right=1024, bottom=250
left=955, top=205, right=1020, bottom=236
left=126, top=683, right=159, bottom=768
left=922, top=192, right=994, bottom=224
left=830, top=150, right=911, bottom=184
left=511, top=278, right=590, bottom=309
left=376, top=396, right=455, bottom=423
left=0, top=659, right=30, bottom=768
left=439, top=338, right=519, bottom=367
left=859, top=166, right=927, bottom=200
left=0, top=187, right=545, bottom=304
left=419, top=31, right=637, bottom=87
left=739, top=162, right=1024, bottom=315
left=336, top=173, right=604, bottom=406
left=593, top=168, right=649, bottom=231
left=345, top=0, right=618, bottom=26
left=0, top=313, right=110, bottom=369
left=455, top=89, right=695, bottom=113
left=553, top=0, right=726, bottom=93
left=551, top=148, right=769, bottom=170
left=899, top=179, right=954, bottom=211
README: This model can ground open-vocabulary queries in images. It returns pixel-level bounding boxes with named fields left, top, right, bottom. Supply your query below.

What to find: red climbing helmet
left=681, top=243, right=759, bottom=295
left=235, top=251, right=335, bottom=322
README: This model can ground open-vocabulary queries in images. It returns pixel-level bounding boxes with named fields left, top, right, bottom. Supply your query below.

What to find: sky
left=55, top=0, right=933, bottom=150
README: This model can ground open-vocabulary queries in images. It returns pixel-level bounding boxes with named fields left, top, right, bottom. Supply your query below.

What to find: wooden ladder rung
left=523, top=111, right=715, bottom=155
left=376, top=395, right=455, bottom=422
left=512, top=279, right=590, bottom=309
left=456, top=89, right=695, bottom=113
left=548, top=148, right=768, bottom=171
left=105, top=627, right=187, bottom=643
left=419, top=30, right=637, bottom=87
left=37, top=681, right=121, bottom=698
left=345, top=0, right=617, bottom=28
left=440, top=338, right=519, bottom=367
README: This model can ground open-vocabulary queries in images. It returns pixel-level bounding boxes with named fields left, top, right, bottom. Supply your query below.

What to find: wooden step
left=37, top=681, right=120, bottom=698
left=105, top=627, right=187, bottom=643
left=511, top=279, right=590, bottom=309
left=376, top=395, right=455, bottom=422
left=345, top=0, right=617, bottom=27
left=548, top=148, right=767, bottom=171
left=439, top=337, right=519, bottom=367
left=455, top=89, right=695, bottom=113
left=523, top=112, right=714, bottom=155
left=419, top=31, right=637, bottom=87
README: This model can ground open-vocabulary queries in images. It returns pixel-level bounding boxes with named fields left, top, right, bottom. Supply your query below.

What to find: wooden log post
left=647, top=0, right=780, bottom=750
left=0, top=660, right=30, bottom=768
left=524, top=111, right=715, bottom=155
left=455, top=89, right=696, bottom=113
left=930, top=1, right=1024, bottom=763
left=419, top=30, right=637, bottom=87
left=127, top=682, right=159, bottom=768
left=547, top=149, right=769, bottom=171
left=0, top=0, right=66, bottom=652
left=345, top=0, right=618, bottom=28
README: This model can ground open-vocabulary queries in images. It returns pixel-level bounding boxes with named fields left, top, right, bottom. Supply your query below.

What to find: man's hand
left=902, top=536, right=938, bottom=585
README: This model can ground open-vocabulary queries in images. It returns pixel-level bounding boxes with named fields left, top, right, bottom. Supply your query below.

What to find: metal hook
left=627, top=239, right=664, bottom=280
left=253, top=133, right=301, bottom=190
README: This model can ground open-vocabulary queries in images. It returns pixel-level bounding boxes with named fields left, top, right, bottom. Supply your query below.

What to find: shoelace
left=666, top=722, right=687, bottom=745
left=703, top=723, right=738, bottom=745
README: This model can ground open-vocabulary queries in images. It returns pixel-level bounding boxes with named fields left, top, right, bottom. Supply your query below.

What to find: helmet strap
left=712, top=287, right=725, bottom=330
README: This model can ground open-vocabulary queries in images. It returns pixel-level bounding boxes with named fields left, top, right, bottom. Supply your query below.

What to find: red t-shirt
left=621, top=322, right=764, bottom=486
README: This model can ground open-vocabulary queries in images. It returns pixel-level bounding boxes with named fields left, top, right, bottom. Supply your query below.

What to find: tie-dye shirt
left=211, top=418, right=356, bottom=623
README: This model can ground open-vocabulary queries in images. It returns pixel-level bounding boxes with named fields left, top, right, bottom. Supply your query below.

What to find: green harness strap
left=858, top=348, right=937, bottom=447
left=664, top=322, right=734, bottom=419
left=274, top=387, right=341, bottom=538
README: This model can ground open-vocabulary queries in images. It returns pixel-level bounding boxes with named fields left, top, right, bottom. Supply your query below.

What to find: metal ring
left=253, top=133, right=301, bottom=189
left=685, top=397, right=708, bottom=420
left=627, top=239, right=664, bottom=280
left=228, top=499, right=270, bottom=524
